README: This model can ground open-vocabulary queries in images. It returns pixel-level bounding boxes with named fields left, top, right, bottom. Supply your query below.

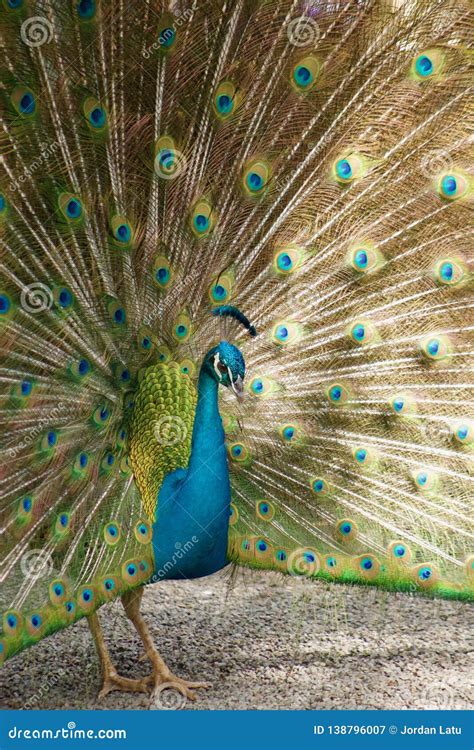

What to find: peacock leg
left=87, top=611, right=150, bottom=698
left=121, top=587, right=210, bottom=702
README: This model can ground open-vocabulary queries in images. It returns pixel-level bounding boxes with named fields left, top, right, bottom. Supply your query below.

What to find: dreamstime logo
left=151, top=536, right=199, bottom=582
left=6, top=401, right=66, bottom=459
left=142, top=8, right=192, bottom=58
left=287, top=548, right=320, bottom=577
left=154, top=148, right=187, bottom=180
left=287, top=16, right=320, bottom=47
left=20, top=282, right=53, bottom=313
left=154, top=415, right=187, bottom=445
left=20, top=549, right=54, bottom=580
left=420, top=419, right=449, bottom=443
left=9, top=140, right=59, bottom=192
left=20, top=16, right=53, bottom=48
left=422, top=682, right=458, bottom=710
left=150, top=682, right=187, bottom=710
left=420, top=148, right=452, bottom=177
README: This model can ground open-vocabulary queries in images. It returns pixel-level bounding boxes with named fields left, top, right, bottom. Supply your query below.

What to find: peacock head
left=204, top=306, right=257, bottom=399
left=203, top=341, right=246, bottom=398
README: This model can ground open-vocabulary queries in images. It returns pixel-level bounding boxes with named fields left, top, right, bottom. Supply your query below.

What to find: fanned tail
left=0, top=0, right=473, bottom=669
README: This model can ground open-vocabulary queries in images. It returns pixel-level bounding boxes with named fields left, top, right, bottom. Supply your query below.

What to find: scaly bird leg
left=121, top=587, right=210, bottom=703
left=87, top=611, right=149, bottom=698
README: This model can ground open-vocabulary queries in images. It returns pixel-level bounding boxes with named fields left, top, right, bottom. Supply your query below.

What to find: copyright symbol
left=389, top=725, right=397, bottom=735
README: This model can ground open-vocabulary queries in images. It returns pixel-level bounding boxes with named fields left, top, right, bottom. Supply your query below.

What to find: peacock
left=0, top=0, right=472, bottom=704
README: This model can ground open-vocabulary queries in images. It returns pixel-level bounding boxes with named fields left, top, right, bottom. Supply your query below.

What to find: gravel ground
left=1, top=569, right=472, bottom=711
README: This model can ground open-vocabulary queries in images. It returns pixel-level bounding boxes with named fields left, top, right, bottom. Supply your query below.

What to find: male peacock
left=0, top=0, right=472, bottom=703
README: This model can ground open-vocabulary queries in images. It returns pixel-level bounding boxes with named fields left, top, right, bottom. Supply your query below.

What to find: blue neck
left=188, top=367, right=223, bottom=473
left=151, top=364, right=232, bottom=581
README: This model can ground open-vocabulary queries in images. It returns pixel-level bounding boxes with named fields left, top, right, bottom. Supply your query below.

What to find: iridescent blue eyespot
left=81, top=589, right=93, bottom=602
left=441, top=175, right=457, bottom=197
left=231, top=445, right=242, bottom=458
left=427, top=338, right=440, bottom=356
left=66, top=199, right=82, bottom=219
left=417, top=472, right=427, bottom=486
left=20, top=92, right=35, bottom=115
left=330, top=386, right=342, bottom=401
left=394, top=545, right=406, bottom=558
left=440, top=262, right=453, bottom=281
left=213, top=284, right=226, bottom=300
left=418, top=566, right=432, bottom=580
left=259, top=503, right=269, bottom=514
left=30, top=614, right=41, bottom=628
left=336, top=159, right=352, bottom=180
left=89, top=107, right=105, bottom=128
left=217, top=94, right=233, bottom=114
left=275, top=325, right=288, bottom=341
left=361, top=557, right=373, bottom=570
left=116, top=224, right=131, bottom=242
left=457, top=426, right=468, bottom=441
left=257, top=540, right=267, bottom=552
left=276, top=550, right=287, bottom=562
left=283, top=426, right=295, bottom=441
left=22, top=497, right=32, bottom=512
left=58, top=289, right=73, bottom=308
left=79, top=453, right=88, bottom=468
left=313, top=479, right=324, bottom=493
left=355, top=449, right=367, bottom=463
left=156, top=267, right=170, bottom=283
left=393, top=398, right=404, bottom=413
left=0, top=294, right=11, bottom=315
left=160, top=27, right=175, bottom=48
left=294, top=65, right=312, bottom=87
left=246, top=172, right=264, bottom=192
left=304, top=552, right=315, bottom=563
left=78, top=359, right=90, bottom=376
left=0, top=194, right=6, bottom=212
left=352, top=324, right=365, bottom=341
left=60, top=513, right=68, bottom=527
left=327, top=556, right=337, bottom=568
left=54, top=584, right=64, bottom=597
left=354, top=250, right=368, bottom=269
left=7, top=615, right=17, bottom=628
left=47, top=431, right=57, bottom=447
left=175, top=324, right=187, bottom=338
left=142, top=337, right=152, bottom=350
left=193, top=214, right=209, bottom=233
left=7, top=0, right=24, bottom=7
left=104, top=578, right=115, bottom=591
left=114, top=308, right=125, bottom=324
left=127, top=564, right=137, bottom=576
left=76, top=0, right=95, bottom=19
left=277, top=253, right=292, bottom=271
left=340, top=522, right=352, bottom=535
left=415, top=55, right=433, bottom=77
left=251, top=379, right=263, bottom=394
left=21, top=380, right=33, bottom=396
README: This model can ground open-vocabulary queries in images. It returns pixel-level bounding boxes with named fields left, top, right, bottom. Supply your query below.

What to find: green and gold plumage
left=129, top=363, right=197, bottom=519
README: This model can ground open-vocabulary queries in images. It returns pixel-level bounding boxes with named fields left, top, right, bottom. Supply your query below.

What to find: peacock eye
left=217, top=361, right=227, bottom=373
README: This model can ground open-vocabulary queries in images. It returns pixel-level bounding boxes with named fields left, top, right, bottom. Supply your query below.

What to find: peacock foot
left=144, top=670, right=211, bottom=707
left=98, top=669, right=150, bottom=699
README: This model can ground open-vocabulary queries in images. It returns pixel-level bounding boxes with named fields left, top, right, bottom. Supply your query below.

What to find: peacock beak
left=230, top=374, right=244, bottom=401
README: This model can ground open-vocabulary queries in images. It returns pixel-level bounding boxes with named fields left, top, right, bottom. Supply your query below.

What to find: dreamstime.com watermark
left=150, top=537, right=199, bottom=582
left=9, top=141, right=59, bottom=192
left=8, top=722, right=126, bottom=741
left=6, top=401, right=66, bottom=459
left=142, top=8, right=192, bottom=58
